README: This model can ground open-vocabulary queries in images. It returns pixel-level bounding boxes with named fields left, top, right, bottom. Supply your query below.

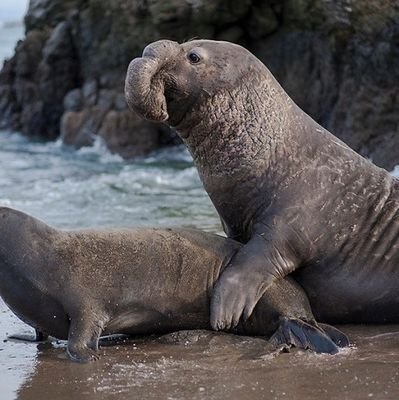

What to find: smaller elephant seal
left=0, top=207, right=347, bottom=362
left=125, top=39, right=399, bottom=330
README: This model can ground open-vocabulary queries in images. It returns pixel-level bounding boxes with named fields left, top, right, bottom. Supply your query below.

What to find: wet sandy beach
left=1, top=299, right=399, bottom=400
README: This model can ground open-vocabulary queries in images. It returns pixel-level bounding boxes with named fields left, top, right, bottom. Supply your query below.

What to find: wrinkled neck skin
left=177, top=71, right=290, bottom=177
left=173, top=71, right=301, bottom=241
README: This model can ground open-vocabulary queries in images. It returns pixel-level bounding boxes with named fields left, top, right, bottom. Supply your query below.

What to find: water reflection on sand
left=6, top=319, right=399, bottom=400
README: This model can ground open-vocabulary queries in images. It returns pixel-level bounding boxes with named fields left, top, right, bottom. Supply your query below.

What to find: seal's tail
left=269, top=317, right=345, bottom=354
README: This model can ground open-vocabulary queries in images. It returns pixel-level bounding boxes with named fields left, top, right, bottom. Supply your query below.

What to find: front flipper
left=211, top=230, right=300, bottom=331
left=67, top=317, right=102, bottom=363
left=270, top=318, right=339, bottom=354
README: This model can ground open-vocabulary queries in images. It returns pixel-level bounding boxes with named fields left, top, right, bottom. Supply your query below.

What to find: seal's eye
left=188, top=52, right=201, bottom=64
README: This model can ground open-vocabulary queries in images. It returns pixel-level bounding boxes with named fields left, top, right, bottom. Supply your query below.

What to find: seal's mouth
left=168, top=105, right=195, bottom=139
left=163, top=78, right=196, bottom=134
left=166, top=101, right=191, bottom=133
left=170, top=111, right=188, bottom=131
left=125, top=39, right=201, bottom=137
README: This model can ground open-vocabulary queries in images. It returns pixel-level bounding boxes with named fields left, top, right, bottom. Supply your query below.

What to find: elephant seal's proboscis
left=125, top=39, right=399, bottom=330
left=0, top=207, right=348, bottom=362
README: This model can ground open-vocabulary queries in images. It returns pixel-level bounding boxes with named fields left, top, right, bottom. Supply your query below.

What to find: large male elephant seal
left=125, top=39, right=399, bottom=330
left=0, top=207, right=346, bottom=362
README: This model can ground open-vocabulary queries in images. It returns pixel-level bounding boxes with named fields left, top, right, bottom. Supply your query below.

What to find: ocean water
left=0, top=133, right=219, bottom=230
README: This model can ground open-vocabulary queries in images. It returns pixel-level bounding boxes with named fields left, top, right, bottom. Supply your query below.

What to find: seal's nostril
left=142, top=40, right=180, bottom=59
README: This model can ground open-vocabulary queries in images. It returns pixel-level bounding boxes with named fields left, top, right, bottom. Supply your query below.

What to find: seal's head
left=125, top=39, right=266, bottom=132
left=125, top=39, right=293, bottom=181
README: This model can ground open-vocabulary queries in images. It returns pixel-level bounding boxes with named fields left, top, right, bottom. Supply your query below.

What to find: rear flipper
left=317, top=323, right=350, bottom=348
left=9, top=329, right=49, bottom=342
left=269, top=318, right=341, bottom=354
left=239, top=276, right=350, bottom=354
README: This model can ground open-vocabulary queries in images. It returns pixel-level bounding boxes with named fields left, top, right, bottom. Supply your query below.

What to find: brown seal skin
left=125, top=39, right=399, bottom=330
left=0, top=207, right=348, bottom=362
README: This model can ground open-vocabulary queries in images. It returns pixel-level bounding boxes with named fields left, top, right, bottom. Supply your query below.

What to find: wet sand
left=1, top=299, right=399, bottom=400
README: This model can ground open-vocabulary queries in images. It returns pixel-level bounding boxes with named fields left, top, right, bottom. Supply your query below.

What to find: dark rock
left=0, top=18, right=79, bottom=139
left=25, top=0, right=81, bottom=31
left=98, top=110, right=161, bottom=158
left=248, top=3, right=279, bottom=39
left=114, top=93, right=127, bottom=111
left=97, top=89, right=115, bottom=110
left=61, top=108, right=106, bottom=148
left=82, top=80, right=98, bottom=107
left=61, top=106, right=163, bottom=157
left=63, top=88, right=83, bottom=111
left=15, top=30, right=48, bottom=79
left=0, top=0, right=398, bottom=167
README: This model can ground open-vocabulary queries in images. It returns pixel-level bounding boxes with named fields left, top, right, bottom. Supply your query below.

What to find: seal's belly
left=295, top=263, right=399, bottom=324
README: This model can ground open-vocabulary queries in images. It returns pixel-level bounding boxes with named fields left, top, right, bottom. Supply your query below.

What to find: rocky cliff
left=0, top=0, right=398, bottom=168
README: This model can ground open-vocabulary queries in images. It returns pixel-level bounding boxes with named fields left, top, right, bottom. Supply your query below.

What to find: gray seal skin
left=125, top=39, right=399, bottom=330
left=0, top=207, right=347, bottom=362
